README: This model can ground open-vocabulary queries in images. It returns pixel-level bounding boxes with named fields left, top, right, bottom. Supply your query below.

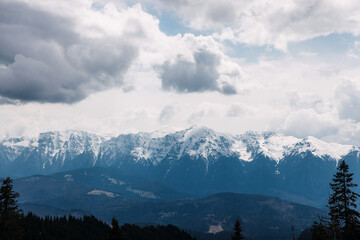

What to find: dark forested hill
left=14, top=170, right=323, bottom=240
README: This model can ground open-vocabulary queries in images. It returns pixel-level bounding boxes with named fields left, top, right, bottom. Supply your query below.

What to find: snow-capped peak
left=231, top=132, right=300, bottom=163
left=291, top=136, right=355, bottom=161
left=231, top=132, right=357, bottom=163
left=2, top=137, right=39, bottom=148
left=0, top=127, right=358, bottom=172
left=177, top=126, right=233, bottom=160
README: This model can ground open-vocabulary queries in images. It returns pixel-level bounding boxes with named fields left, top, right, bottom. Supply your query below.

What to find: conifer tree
left=109, top=217, right=123, bottom=240
left=312, top=216, right=330, bottom=240
left=231, top=218, right=244, bottom=240
left=313, top=159, right=360, bottom=239
left=328, top=159, right=360, bottom=239
left=0, top=177, right=23, bottom=240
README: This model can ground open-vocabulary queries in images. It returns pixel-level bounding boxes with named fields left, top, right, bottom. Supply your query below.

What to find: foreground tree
left=312, top=159, right=360, bottom=240
left=231, top=218, right=244, bottom=240
left=328, top=159, right=360, bottom=239
left=312, top=216, right=330, bottom=240
left=0, top=177, right=23, bottom=240
left=108, top=217, right=123, bottom=240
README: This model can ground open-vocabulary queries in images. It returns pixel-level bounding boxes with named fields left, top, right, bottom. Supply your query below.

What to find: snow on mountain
left=4, top=127, right=359, bottom=207
left=35, top=130, right=104, bottom=167
left=0, top=130, right=104, bottom=168
left=99, top=131, right=176, bottom=166
left=0, top=126, right=358, bottom=172
left=177, top=126, right=234, bottom=159
left=231, top=131, right=357, bottom=163
left=0, top=137, right=37, bottom=161
left=289, top=136, right=356, bottom=162
left=39, top=130, right=103, bottom=156
left=232, top=132, right=300, bottom=163
left=87, top=189, right=119, bottom=198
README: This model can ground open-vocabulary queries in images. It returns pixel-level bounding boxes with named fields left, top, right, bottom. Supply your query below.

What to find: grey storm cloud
left=159, top=49, right=237, bottom=94
left=0, top=1, right=77, bottom=65
left=0, top=1, right=138, bottom=104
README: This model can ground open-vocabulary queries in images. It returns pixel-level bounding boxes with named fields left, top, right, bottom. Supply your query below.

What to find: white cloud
left=298, top=52, right=317, bottom=57
left=334, top=79, right=360, bottom=122
left=286, top=91, right=329, bottom=113
left=159, top=105, right=176, bottom=123
left=348, top=41, right=360, bottom=59
left=281, top=109, right=339, bottom=139
left=148, top=0, right=360, bottom=50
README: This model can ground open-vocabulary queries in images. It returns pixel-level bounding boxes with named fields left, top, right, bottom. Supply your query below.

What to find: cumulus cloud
left=160, top=50, right=220, bottom=93
left=0, top=0, right=248, bottom=103
left=335, top=79, right=360, bottom=122
left=0, top=1, right=151, bottom=103
left=148, top=0, right=360, bottom=50
left=157, top=34, right=243, bottom=95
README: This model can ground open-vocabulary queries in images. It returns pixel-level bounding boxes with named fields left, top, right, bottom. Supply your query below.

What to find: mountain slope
left=2, top=126, right=360, bottom=206
left=14, top=174, right=323, bottom=240
left=14, top=167, right=190, bottom=204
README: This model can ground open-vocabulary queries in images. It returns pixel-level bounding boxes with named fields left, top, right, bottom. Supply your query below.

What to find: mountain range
left=2, top=126, right=360, bottom=206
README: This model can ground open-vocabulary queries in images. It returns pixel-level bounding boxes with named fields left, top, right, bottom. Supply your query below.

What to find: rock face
left=2, top=126, right=360, bottom=206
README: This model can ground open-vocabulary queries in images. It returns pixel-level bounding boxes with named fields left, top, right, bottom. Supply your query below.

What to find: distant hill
left=104, top=192, right=323, bottom=240
left=14, top=167, right=190, bottom=204
left=13, top=169, right=324, bottom=240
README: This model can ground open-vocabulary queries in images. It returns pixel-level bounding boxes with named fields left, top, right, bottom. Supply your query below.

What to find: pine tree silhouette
left=312, top=159, right=360, bottom=239
left=109, top=217, right=123, bottom=240
left=231, top=218, right=244, bottom=240
left=312, top=216, right=330, bottom=240
left=0, top=177, right=23, bottom=240
left=328, top=159, right=360, bottom=239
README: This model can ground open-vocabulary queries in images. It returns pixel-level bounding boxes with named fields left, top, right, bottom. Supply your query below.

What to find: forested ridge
left=3, top=159, right=360, bottom=239
left=0, top=177, right=195, bottom=240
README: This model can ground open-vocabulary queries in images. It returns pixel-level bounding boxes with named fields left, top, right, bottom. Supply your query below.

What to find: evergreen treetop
left=312, top=159, right=360, bottom=240
left=231, top=218, right=244, bottom=240
left=0, top=177, right=23, bottom=240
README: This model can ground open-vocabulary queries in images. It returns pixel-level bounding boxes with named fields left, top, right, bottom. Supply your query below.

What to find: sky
left=1, top=0, right=360, bottom=145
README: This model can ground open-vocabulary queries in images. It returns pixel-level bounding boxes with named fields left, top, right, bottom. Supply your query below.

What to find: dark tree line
left=312, top=160, right=360, bottom=240
left=0, top=177, right=195, bottom=240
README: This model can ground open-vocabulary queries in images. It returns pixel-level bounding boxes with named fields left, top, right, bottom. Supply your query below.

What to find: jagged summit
left=0, top=127, right=357, bottom=166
